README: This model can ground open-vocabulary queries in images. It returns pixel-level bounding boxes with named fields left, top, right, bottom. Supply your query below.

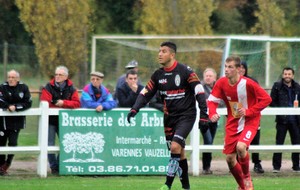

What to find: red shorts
left=223, top=127, right=258, bottom=154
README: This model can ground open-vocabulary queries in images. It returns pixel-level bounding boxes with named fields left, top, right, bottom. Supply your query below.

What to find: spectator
left=81, top=71, right=116, bottom=111
left=40, top=66, right=80, bottom=175
left=127, top=41, right=209, bottom=190
left=115, top=60, right=141, bottom=103
left=240, top=61, right=264, bottom=174
left=207, top=56, right=271, bottom=190
left=200, top=67, right=219, bottom=175
left=116, top=69, right=144, bottom=107
left=270, top=67, right=300, bottom=173
left=0, top=70, right=32, bottom=176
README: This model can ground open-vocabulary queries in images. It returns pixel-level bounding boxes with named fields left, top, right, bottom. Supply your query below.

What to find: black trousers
left=0, top=129, right=20, bottom=166
left=201, top=122, right=218, bottom=170
left=250, top=129, right=261, bottom=164
left=272, top=122, right=300, bottom=170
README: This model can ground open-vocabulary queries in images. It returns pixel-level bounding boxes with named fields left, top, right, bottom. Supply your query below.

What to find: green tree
left=210, top=0, right=254, bottom=34
left=92, top=0, right=138, bottom=34
left=0, top=0, right=31, bottom=45
left=15, top=0, right=93, bottom=86
left=251, top=0, right=286, bottom=35
left=134, top=0, right=217, bottom=74
left=0, top=0, right=37, bottom=72
left=276, top=0, right=300, bottom=36
left=136, top=0, right=214, bottom=35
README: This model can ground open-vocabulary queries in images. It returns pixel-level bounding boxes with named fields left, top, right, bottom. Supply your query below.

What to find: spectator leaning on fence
left=40, top=66, right=80, bottom=175
left=270, top=67, right=300, bottom=173
left=80, top=71, right=116, bottom=111
left=199, top=67, right=220, bottom=175
left=114, top=60, right=142, bottom=104
left=116, top=69, right=144, bottom=108
left=0, top=70, right=32, bottom=176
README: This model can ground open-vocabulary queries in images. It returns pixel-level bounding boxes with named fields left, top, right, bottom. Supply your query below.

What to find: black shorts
left=164, top=115, right=196, bottom=148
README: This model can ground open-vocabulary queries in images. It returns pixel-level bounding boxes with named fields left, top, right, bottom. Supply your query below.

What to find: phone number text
left=65, top=165, right=167, bottom=173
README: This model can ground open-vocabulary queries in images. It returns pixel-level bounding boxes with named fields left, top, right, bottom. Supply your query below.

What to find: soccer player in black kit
left=127, top=41, right=209, bottom=190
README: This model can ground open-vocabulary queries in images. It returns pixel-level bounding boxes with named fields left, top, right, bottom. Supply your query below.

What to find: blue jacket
left=80, top=83, right=116, bottom=110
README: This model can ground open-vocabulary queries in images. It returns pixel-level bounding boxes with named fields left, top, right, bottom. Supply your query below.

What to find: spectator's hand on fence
left=127, top=109, right=137, bottom=123
left=96, top=105, right=103, bottom=112
left=55, top=100, right=64, bottom=107
left=8, top=105, right=16, bottom=112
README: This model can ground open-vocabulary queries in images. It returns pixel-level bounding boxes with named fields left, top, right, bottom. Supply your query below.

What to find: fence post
left=37, top=101, right=49, bottom=178
left=190, top=105, right=200, bottom=176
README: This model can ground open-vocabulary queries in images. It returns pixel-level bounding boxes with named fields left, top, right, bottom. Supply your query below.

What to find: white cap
left=125, top=60, right=138, bottom=69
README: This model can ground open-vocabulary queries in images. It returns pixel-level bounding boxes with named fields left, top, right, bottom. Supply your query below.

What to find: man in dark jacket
left=40, top=66, right=80, bottom=175
left=270, top=67, right=300, bottom=173
left=200, top=68, right=220, bottom=175
left=116, top=69, right=144, bottom=107
left=0, top=70, right=32, bottom=175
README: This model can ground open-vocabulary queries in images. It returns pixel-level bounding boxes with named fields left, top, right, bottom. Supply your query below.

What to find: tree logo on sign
left=62, top=132, right=105, bottom=163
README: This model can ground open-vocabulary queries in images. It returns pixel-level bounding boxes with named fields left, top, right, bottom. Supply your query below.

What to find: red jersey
left=207, top=76, right=271, bottom=134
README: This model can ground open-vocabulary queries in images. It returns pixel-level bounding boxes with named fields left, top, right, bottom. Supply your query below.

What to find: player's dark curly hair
left=160, top=41, right=177, bottom=53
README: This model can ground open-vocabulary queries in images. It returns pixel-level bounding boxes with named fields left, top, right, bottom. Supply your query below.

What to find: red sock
left=238, top=152, right=250, bottom=178
left=230, top=163, right=245, bottom=189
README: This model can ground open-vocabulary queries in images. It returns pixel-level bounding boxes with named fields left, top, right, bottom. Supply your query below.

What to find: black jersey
left=132, top=61, right=207, bottom=118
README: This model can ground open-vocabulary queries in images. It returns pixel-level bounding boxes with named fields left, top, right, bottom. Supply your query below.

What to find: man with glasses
left=40, top=65, right=80, bottom=175
left=116, top=69, right=144, bottom=107
left=80, top=71, right=116, bottom=111
left=0, top=70, right=32, bottom=175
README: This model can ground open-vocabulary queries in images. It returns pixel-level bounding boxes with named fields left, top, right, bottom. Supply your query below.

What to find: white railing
left=1, top=102, right=300, bottom=177
left=188, top=107, right=300, bottom=176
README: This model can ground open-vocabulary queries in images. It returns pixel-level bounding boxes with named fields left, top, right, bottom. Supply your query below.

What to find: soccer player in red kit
left=207, top=56, right=271, bottom=190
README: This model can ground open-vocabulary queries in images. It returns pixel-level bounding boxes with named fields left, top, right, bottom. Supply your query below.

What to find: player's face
left=225, top=61, right=239, bottom=79
left=203, top=70, right=216, bottom=86
left=282, top=70, right=294, bottom=84
left=158, top=46, right=174, bottom=67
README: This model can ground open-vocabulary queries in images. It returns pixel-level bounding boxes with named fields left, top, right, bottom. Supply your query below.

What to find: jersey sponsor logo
left=175, top=74, right=180, bottom=86
left=159, top=79, right=167, bottom=84
left=229, top=101, right=242, bottom=118
left=160, top=89, right=185, bottom=100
